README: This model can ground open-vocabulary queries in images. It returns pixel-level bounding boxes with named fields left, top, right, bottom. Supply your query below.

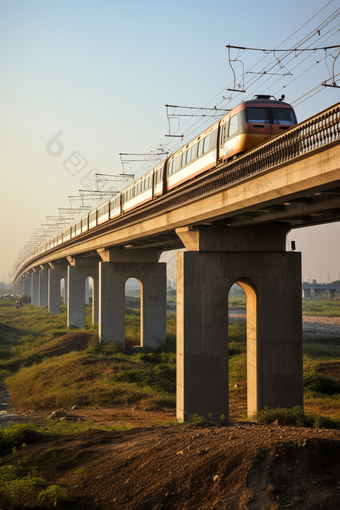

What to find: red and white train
left=33, top=95, right=298, bottom=254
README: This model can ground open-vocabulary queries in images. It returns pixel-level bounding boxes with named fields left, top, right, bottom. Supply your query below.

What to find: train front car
left=219, top=95, right=297, bottom=162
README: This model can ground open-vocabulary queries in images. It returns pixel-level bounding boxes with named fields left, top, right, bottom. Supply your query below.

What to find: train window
left=191, top=144, right=198, bottom=161
left=181, top=151, right=187, bottom=167
left=246, top=108, right=269, bottom=124
left=186, top=147, right=192, bottom=164
left=159, top=167, right=163, bottom=179
left=229, top=115, right=239, bottom=136
left=173, top=155, right=180, bottom=173
left=198, top=139, right=204, bottom=157
left=271, top=108, right=296, bottom=125
left=203, top=134, right=210, bottom=154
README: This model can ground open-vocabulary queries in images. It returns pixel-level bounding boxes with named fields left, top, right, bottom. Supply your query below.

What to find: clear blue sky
left=0, top=0, right=339, bottom=283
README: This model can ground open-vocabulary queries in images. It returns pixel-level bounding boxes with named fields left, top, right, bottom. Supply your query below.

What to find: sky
left=0, top=0, right=339, bottom=284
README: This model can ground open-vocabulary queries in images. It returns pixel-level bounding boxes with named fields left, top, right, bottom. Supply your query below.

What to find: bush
left=0, top=423, right=44, bottom=455
left=111, top=367, right=175, bottom=394
left=0, top=463, right=69, bottom=509
left=251, top=406, right=340, bottom=430
left=20, top=295, right=31, bottom=304
left=112, top=369, right=154, bottom=387
left=303, top=370, right=340, bottom=395
left=0, top=466, right=45, bottom=509
left=38, top=484, right=69, bottom=504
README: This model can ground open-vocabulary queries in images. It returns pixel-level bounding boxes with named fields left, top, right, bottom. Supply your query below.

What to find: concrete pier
left=39, top=265, right=49, bottom=307
left=23, top=274, right=31, bottom=296
left=31, top=270, right=39, bottom=306
left=98, top=248, right=167, bottom=348
left=67, top=256, right=99, bottom=329
left=48, top=261, right=68, bottom=314
left=176, top=224, right=303, bottom=422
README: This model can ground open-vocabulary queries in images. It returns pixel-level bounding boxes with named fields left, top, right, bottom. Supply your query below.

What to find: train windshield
left=246, top=108, right=270, bottom=123
left=271, top=108, right=296, bottom=125
left=246, top=107, right=296, bottom=125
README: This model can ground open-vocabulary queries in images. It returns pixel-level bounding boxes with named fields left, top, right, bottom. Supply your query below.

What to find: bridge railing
left=14, top=102, right=340, bottom=281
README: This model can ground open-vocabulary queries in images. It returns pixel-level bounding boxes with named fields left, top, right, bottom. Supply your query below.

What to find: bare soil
left=2, top=420, right=340, bottom=510
left=37, top=331, right=95, bottom=356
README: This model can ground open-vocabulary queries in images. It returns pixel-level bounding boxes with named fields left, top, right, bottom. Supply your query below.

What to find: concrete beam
left=176, top=223, right=290, bottom=252
left=97, top=247, right=161, bottom=263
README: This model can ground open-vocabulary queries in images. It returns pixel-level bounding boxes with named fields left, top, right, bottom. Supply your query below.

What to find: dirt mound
left=316, top=361, right=340, bottom=382
left=38, top=332, right=95, bottom=356
left=5, top=422, right=340, bottom=509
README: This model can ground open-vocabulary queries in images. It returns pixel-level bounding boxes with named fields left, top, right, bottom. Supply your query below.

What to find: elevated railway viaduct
left=13, top=103, right=340, bottom=422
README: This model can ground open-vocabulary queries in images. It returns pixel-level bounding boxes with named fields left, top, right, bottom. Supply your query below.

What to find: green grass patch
left=303, top=343, right=340, bottom=361
left=302, top=299, right=340, bottom=317
left=303, top=370, right=340, bottom=395
left=250, top=406, right=340, bottom=429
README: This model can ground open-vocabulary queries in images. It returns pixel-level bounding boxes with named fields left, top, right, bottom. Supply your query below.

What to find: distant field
left=302, top=299, right=340, bottom=317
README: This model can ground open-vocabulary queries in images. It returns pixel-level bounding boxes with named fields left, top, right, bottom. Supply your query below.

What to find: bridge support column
left=23, top=274, right=31, bottom=296
left=329, top=289, right=336, bottom=299
left=48, top=262, right=68, bottom=314
left=176, top=224, right=303, bottom=422
left=303, top=289, right=311, bottom=299
left=31, top=270, right=39, bottom=305
left=67, top=257, right=99, bottom=329
left=314, top=289, right=322, bottom=298
left=39, top=265, right=49, bottom=307
left=98, top=248, right=167, bottom=348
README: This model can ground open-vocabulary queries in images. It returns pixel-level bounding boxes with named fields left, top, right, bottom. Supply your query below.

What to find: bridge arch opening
left=60, top=277, right=67, bottom=309
left=125, top=278, right=142, bottom=348
left=228, top=279, right=258, bottom=418
left=85, top=276, right=94, bottom=325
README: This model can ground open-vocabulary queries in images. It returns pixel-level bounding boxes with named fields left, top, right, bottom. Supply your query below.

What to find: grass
left=0, top=300, right=177, bottom=412
left=251, top=406, right=340, bottom=429
left=302, top=298, right=340, bottom=317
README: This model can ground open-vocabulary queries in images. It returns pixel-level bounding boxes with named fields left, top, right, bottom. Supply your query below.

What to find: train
left=31, top=94, right=298, bottom=255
